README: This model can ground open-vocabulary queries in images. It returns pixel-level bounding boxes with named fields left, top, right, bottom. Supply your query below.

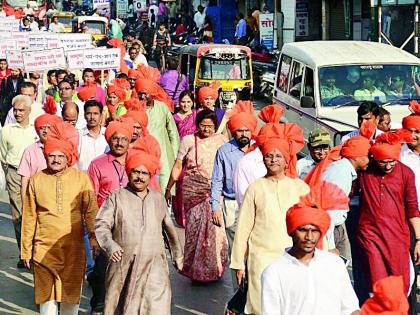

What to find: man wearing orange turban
left=87, top=120, right=133, bottom=313
left=95, top=145, right=182, bottom=315
left=134, top=79, right=179, bottom=191
left=357, top=131, right=420, bottom=302
left=261, top=200, right=359, bottom=315
left=135, top=78, right=174, bottom=112
left=75, top=69, right=106, bottom=105
left=401, top=100, right=420, bottom=200
left=21, top=134, right=99, bottom=315
left=230, top=107, right=310, bottom=315
left=209, top=101, right=257, bottom=288
left=197, top=86, right=225, bottom=128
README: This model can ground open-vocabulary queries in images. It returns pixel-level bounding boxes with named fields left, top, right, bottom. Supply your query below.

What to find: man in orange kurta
left=21, top=125, right=99, bottom=315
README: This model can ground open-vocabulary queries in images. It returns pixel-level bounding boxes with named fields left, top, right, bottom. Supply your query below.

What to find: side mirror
left=301, top=96, right=315, bottom=108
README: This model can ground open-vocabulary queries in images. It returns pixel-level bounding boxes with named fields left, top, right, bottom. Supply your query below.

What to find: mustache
left=133, top=178, right=146, bottom=184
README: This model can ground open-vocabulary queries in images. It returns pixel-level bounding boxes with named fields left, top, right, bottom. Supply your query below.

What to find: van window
left=277, top=55, right=292, bottom=92
left=303, top=68, right=314, bottom=97
left=289, top=61, right=305, bottom=99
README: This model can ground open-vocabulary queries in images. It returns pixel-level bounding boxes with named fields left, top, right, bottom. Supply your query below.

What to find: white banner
left=23, top=48, right=66, bottom=72
left=0, top=19, right=20, bottom=32
left=66, top=50, right=85, bottom=70
left=11, top=32, right=29, bottom=49
left=59, top=33, right=92, bottom=51
left=83, top=48, right=121, bottom=70
left=28, top=33, right=57, bottom=50
left=6, top=50, right=24, bottom=69
left=259, top=13, right=274, bottom=50
left=93, top=0, right=110, bottom=15
left=0, top=40, right=17, bottom=59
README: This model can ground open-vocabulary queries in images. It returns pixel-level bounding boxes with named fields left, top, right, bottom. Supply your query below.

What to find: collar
left=106, top=152, right=125, bottom=164
left=228, top=138, right=248, bottom=153
left=284, top=248, right=319, bottom=265
left=81, top=126, right=106, bottom=137
left=10, top=122, right=35, bottom=129
left=402, top=143, right=419, bottom=157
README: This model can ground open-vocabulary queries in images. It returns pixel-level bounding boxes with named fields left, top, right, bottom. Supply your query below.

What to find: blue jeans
left=83, top=224, right=95, bottom=275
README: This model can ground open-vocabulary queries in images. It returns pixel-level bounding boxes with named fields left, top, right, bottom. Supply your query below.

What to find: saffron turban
left=35, top=114, right=62, bottom=133
left=107, top=38, right=124, bottom=48
left=43, top=95, right=57, bottom=115
left=402, top=100, right=420, bottom=131
left=341, top=135, right=371, bottom=159
left=136, top=64, right=161, bottom=82
left=286, top=205, right=331, bottom=237
left=123, top=111, right=148, bottom=130
left=227, top=100, right=258, bottom=133
left=112, top=78, right=131, bottom=90
left=128, top=69, right=141, bottom=79
left=105, top=121, right=134, bottom=143
left=107, top=85, right=126, bottom=101
left=126, top=139, right=160, bottom=176
left=78, top=85, right=97, bottom=102
left=44, top=138, right=75, bottom=166
left=124, top=98, right=146, bottom=112
left=371, top=130, right=413, bottom=161
left=361, top=276, right=409, bottom=315
left=198, top=87, right=219, bottom=104
left=135, top=79, right=174, bottom=112
left=45, top=121, right=79, bottom=166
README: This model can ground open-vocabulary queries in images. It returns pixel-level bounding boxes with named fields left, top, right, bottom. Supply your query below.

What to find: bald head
left=62, top=101, right=79, bottom=127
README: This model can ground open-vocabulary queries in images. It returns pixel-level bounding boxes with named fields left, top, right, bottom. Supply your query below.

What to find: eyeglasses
left=312, top=146, right=330, bottom=153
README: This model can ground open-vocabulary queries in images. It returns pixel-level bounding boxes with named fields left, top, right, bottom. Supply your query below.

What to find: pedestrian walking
left=95, top=145, right=183, bottom=315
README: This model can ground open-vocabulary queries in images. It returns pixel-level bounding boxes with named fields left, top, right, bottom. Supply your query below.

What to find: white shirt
left=56, top=99, right=86, bottom=130
left=49, top=22, right=66, bottom=33
left=4, top=101, right=45, bottom=126
left=341, top=128, right=383, bottom=144
left=194, top=11, right=206, bottom=29
left=296, top=155, right=316, bottom=179
left=401, top=143, right=420, bottom=199
left=233, top=147, right=267, bottom=206
left=261, top=249, right=359, bottom=315
left=77, top=127, right=109, bottom=172
left=0, top=11, right=6, bottom=18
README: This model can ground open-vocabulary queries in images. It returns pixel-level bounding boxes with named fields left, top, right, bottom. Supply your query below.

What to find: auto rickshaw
left=73, top=16, right=109, bottom=44
left=50, top=12, right=75, bottom=32
left=177, top=44, right=253, bottom=110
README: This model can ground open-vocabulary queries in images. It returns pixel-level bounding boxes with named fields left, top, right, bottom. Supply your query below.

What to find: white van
left=273, top=41, right=419, bottom=153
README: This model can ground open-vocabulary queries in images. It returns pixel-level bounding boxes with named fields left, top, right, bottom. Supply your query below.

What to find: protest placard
left=58, top=33, right=92, bottom=51
left=23, top=48, right=66, bottom=72
left=66, top=50, right=85, bottom=69
left=93, top=0, right=111, bottom=16
left=0, top=40, right=17, bottom=58
left=48, top=38, right=60, bottom=49
left=83, top=48, right=121, bottom=70
left=11, top=32, right=29, bottom=49
left=0, top=18, right=20, bottom=32
left=28, top=33, right=58, bottom=50
left=6, top=50, right=24, bottom=69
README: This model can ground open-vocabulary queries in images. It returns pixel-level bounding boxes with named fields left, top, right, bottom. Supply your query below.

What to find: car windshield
left=6, top=0, right=43, bottom=8
left=57, top=17, right=72, bottom=26
left=199, top=57, right=250, bottom=80
left=85, top=21, right=105, bottom=34
left=319, top=64, right=420, bottom=107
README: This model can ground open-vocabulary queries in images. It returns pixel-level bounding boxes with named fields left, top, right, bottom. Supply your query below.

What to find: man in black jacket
left=0, top=68, right=24, bottom=124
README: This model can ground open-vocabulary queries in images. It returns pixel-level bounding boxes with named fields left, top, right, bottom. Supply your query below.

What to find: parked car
left=273, top=41, right=418, bottom=155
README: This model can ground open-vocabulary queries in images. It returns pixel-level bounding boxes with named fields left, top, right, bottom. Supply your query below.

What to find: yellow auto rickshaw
left=51, top=12, right=75, bottom=32
left=73, top=16, right=109, bottom=44
left=177, top=44, right=253, bottom=110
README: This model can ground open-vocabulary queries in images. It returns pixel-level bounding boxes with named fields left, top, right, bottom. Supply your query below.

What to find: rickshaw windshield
left=57, top=17, right=73, bottom=26
left=84, top=21, right=105, bottom=34
left=199, top=57, right=250, bottom=80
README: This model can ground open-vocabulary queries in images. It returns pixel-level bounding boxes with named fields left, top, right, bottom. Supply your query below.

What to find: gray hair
left=12, top=95, right=32, bottom=108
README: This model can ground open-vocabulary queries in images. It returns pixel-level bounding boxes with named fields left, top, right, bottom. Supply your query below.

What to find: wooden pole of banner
left=101, top=70, right=104, bottom=88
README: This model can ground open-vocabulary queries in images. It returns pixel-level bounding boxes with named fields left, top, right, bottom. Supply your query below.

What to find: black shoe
left=17, top=260, right=25, bottom=269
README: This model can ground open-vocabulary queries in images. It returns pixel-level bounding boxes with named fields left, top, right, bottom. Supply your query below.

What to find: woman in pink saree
left=172, top=91, right=197, bottom=227
left=166, top=109, right=228, bottom=282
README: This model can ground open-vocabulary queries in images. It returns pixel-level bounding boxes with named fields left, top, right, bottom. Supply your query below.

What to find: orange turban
left=198, top=87, right=218, bottom=104
left=341, top=135, right=371, bottom=159
left=46, top=121, right=79, bottom=166
left=123, top=111, right=148, bottom=130
left=227, top=100, right=258, bottom=133
left=78, top=85, right=97, bottom=102
left=35, top=114, right=62, bottom=133
left=105, top=121, right=134, bottom=142
left=286, top=205, right=331, bottom=237
left=126, top=139, right=160, bottom=176
left=371, top=131, right=412, bottom=161
left=107, top=84, right=126, bottom=101
left=136, top=64, right=161, bottom=82
left=112, top=78, right=131, bottom=90
left=124, top=98, right=146, bottom=112
left=128, top=69, right=141, bottom=79
left=361, top=276, right=409, bottom=315
left=43, top=95, right=57, bottom=115
left=44, top=138, right=75, bottom=166
left=402, top=100, right=420, bottom=131
left=135, top=79, right=174, bottom=112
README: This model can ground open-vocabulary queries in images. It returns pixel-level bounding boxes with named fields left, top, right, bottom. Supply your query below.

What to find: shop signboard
left=259, top=13, right=274, bottom=50
left=116, top=0, right=128, bottom=19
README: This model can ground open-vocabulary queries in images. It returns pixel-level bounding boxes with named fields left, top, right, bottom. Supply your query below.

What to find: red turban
left=124, top=98, right=146, bottom=112
left=43, top=95, right=57, bottom=115
left=136, top=64, right=161, bottom=82
left=44, top=138, right=75, bottom=166
left=123, top=111, right=148, bottom=130
left=135, top=79, right=174, bottom=112
left=46, top=121, right=79, bottom=166
left=371, top=131, right=413, bottom=161
left=34, top=114, right=62, bottom=133
left=105, top=121, right=134, bottom=142
left=402, top=100, right=420, bottom=131
left=198, top=87, right=219, bottom=104
left=112, top=78, right=131, bottom=90
left=78, top=85, right=97, bottom=101
left=341, top=135, right=371, bottom=159
left=361, top=276, right=409, bottom=315
left=359, top=120, right=376, bottom=140
left=227, top=100, right=258, bottom=133
left=107, top=84, right=126, bottom=101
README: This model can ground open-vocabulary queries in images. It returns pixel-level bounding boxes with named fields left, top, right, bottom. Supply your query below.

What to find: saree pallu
left=181, top=171, right=228, bottom=282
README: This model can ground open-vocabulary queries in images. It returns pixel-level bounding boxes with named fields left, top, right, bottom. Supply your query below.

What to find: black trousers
left=88, top=250, right=107, bottom=312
